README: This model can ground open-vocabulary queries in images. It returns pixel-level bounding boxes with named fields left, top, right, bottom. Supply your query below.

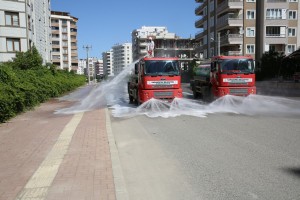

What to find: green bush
left=0, top=49, right=86, bottom=123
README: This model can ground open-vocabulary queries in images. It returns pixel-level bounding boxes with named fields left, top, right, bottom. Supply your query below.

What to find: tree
left=259, top=50, right=285, bottom=80
left=11, top=46, right=43, bottom=70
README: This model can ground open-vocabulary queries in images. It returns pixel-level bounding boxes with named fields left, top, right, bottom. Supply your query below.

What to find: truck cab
left=128, top=57, right=182, bottom=104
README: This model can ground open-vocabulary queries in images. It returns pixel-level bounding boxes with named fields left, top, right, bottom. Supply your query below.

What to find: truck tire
left=135, top=90, right=141, bottom=106
left=129, top=94, right=133, bottom=103
left=202, top=86, right=213, bottom=103
left=193, top=89, right=199, bottom=99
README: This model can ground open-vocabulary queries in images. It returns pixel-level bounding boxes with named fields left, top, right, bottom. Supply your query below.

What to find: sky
left=51, top=0, right=198, bottom=59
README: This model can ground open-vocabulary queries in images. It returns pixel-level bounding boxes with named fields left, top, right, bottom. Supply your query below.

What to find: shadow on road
left=281, top=167, right=300, bottom=179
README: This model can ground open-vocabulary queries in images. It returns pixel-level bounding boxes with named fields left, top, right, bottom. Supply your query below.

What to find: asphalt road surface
left=110, top=85, right=300, bottom=200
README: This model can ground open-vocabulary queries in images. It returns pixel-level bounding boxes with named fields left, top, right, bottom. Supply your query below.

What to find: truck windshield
left=220, top=59, right=255, bottom=74
left=144, top=60, right=180, bottom=76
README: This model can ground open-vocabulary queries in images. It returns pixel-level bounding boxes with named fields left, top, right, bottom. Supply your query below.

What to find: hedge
left=0, top=64, right=86, bottom=123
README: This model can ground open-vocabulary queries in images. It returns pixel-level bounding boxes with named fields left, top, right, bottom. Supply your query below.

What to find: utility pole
left=218, top=32, right=221, bottom=56
left=83, top=45, right=92, bottom=84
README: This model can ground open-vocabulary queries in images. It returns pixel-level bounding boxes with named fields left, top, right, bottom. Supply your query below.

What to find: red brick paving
left=0, top=100, right=116, bottom=200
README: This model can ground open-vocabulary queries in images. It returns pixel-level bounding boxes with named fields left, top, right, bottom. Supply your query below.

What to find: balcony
left=52, top=44, right=60, bottom=48
left=195, top=3, right=205, bottom=15
left=217, top=0, right=243, bottom=15
left=265, top=36, right=287, bottom=45
left=195, top=16, right=206, bottom=28
left=70, top=23, right=77, bottom=29
left=71, top=52, right=78, bottom=56
left=51, top=30, right=59, bottom=34
left=139, top=42, right=147, bottom=47
left=195, top=29, right=205, bottom=40
left=52, top=58, right=60, bottom=63
left=221, top=34, right=243, bottom=45
left=217, top=14, right=243, bottom=30
left=51, top=23, right=59, bottom=27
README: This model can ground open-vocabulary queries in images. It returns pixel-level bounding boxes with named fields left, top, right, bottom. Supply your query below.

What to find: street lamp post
left=83, top=45, right=92, bottom=84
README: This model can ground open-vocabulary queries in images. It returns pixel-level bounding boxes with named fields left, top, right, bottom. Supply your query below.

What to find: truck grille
left=154, top=91, right=173, bottom=98
left=229, top=88, right=248, bottom=95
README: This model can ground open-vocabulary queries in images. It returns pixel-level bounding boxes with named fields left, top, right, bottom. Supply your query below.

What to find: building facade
left=112, top=43, right=132, bottom=75
left=102, top=50, right=114, bottom=77
left=51, top=11, right=78, bottom=71
left=0, top=0, right=51, bottom=63
left=132, top=26, right=196, bottom=69
left=95, top=59, right=104, bottom=79
left=194, top=0, right=300, bottom=61
left=78, top=59, right=85, bottom=75
left=132, top=26, right=177, bottom=60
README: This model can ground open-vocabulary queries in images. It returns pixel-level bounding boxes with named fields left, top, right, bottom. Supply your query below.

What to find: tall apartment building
left=51, top=11, right=78, bottom=71
left=256, top=0, right=300, bottom=60
left=194, top=0, right=300, bottom=61
left=102, top=50, right=114, bottom=77
left=112, top=43, right=132, bottom=75
left=78, top=59, right=85, bottom=75
left=0, top=0, right=51, bottom=63
left=95, top=59, right=104, bottom=78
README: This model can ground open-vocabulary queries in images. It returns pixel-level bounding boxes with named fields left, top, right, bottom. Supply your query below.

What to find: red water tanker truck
left=128, top=57, right=183, bottom=104
left=191, top=55, right=256, bottom=101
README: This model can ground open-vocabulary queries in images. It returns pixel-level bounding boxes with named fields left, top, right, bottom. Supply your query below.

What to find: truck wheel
left=202, top=87, right=213, bottom=103
left=135, top=91, right=141, bottom=106
left=129, top=95, right=133, bottom=103
left=192, top=85, right=199, bottom=99
left=193, top=90, right=199, bottom=99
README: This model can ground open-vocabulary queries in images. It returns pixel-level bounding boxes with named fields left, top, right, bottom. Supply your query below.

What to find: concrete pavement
left=0, top=99, right=119, bottom=200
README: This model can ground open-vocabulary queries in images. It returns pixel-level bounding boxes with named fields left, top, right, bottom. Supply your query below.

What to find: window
left=246, top=44, right=255, bottom=54
left=246, top=27, right=255, bottom=37
left=7, top=38, right=21, bottom=52
left=287, top=45, right=296, bottom=53
left=51, top=26, right=59, bottom=30
left=266, top=26, right=286, bottom=37
left=266, top=9, right=283, bottom=19
left=289, top=0, right=298, bottom=2
left=246, top=10, right=255, bottom=19
left=5, top=12, right=19, bottom=26
left=246, top=0, right=255, bottom=2
left=288, top=28, right=296, bottom=37
left=288, top=11, right=297, bottom=19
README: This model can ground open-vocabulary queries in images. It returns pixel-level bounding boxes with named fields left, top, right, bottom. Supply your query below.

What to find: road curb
left=105, top=108, right=129, bottom=200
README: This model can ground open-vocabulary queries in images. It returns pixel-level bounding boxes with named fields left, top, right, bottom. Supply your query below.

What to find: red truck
left=191, top=55, right=256, bottom=101
left=128, top=57, right=182, bottom=104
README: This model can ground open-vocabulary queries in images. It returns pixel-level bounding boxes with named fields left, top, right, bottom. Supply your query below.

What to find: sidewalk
left=0, top=99, right=116, bottom=200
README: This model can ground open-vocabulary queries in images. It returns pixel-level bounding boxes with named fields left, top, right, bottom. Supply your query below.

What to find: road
left=110, top=83, right=300, bottom=200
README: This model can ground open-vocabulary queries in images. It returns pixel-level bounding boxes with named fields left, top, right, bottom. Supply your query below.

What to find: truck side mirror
left=134, top=63, right=138, bottom=74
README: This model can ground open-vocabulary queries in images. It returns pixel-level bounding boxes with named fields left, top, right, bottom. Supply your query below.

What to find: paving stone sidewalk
left=0, top=99, right=116, bottom=200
